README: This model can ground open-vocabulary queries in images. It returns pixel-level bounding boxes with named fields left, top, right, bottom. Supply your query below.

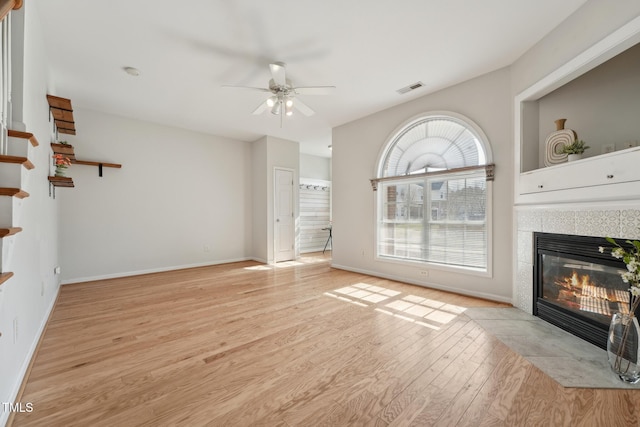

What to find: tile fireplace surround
left=514, top=204, right=640, bottom=314
left=510, top=204, right=640, bottom=388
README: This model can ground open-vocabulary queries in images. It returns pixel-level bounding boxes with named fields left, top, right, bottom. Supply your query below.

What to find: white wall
left=332, top=68, right=513, bottom=302
left=511, top=0, right=640, bottom=96
left=0, top=3, right=60, bottom=424
left=58, top=109, right=252, bottom=283
left=251, top=136, right=268, bottom=262
left=300, top=153, right=331, bottom=181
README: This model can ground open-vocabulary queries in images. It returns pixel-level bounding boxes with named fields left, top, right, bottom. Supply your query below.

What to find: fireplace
left=533, top=232, right=633, bottom=350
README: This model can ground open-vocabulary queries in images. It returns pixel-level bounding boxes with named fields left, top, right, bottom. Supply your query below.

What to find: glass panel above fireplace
left=540, top=254, right=630, bottom=326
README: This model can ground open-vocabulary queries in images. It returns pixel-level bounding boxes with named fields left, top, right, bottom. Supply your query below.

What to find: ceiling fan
left=224, top=62, right=334, bottom=118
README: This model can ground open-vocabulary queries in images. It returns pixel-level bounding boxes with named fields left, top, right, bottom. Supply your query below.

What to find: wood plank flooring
left=10, top=253, right=640, bottom=426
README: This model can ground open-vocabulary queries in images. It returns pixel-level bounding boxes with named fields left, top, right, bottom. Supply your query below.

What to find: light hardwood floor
left=10, top=253, right=640, bottom=426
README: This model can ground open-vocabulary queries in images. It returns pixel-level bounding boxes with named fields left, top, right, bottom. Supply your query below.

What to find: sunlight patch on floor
left=243, top=253, right=331, bottom=271
left=244, top=265, right=273, bottom=271
left=325, top=282, right=466, bottom=330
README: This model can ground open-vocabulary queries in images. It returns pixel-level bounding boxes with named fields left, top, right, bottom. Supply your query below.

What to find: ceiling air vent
left=396, top=81, right=425, bottom=95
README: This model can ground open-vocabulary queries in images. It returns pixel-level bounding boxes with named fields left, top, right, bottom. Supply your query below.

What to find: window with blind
left=375, top=114, right=492, bottom=272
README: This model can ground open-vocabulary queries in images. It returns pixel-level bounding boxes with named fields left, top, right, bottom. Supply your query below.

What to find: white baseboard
left=330, top=263, right=512, bottom=305
left=60, top=257, right=255, bottom=285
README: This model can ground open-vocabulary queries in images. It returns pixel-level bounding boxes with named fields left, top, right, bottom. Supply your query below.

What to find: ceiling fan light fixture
left=226, top=62, right=333, bottom=119
left=271, top=101, right=282, bottom=115
left=285, top=99, right=293, bottom=116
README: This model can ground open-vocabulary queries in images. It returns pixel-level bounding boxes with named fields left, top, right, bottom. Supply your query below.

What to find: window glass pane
left=378, top=181, right=424, bottom=259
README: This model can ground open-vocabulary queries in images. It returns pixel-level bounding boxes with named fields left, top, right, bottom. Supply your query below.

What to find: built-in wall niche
left=515, top=17, right=640, bottom=172
left=536, top=42, right=640, bottom=167
left=519, top=39, right=640, bottom=173
left=515, top=16, right=640, bottom=204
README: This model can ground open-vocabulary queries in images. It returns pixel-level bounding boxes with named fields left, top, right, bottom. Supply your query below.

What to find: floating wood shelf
left=0, top=227, right=22, bottom=237
left=72, top=159, right=121, bottom=168
left=0, top=154, right=34, bottom=169
left=0, top=188, right=29, bottom=198
left=8, top=129, right=39, bottom=146
left=51, top=142, right=75, bottom=160
left=72, top=159, right=122, bottom=177
left=48, top=176, right=74, bottom=188
left=47, top=95, right=76, bottom=135
left=0, top=271, right=13, bottom=286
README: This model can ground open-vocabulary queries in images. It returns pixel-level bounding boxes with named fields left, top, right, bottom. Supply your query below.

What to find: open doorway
left=299, top=180, right=331, bottom=256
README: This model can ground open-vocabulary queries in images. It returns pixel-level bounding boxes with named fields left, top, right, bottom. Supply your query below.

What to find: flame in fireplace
left=554, top=271, right=629, bottom=316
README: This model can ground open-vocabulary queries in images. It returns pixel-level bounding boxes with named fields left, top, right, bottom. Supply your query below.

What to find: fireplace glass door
left=533, top=232, right=632, bottom=349
left=540, top=253, right=630, bottom=326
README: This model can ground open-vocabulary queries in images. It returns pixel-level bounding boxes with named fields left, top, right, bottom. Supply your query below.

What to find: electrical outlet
left=203, top=244, right=211, bottom=252
left=420, top=270, right=429, bottom=277
left=54, top=266, right=61, bottom=274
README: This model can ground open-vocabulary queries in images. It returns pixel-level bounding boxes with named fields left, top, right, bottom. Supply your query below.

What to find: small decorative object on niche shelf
left=600, top=237, right=640, bottom=384
left=544, top=118, right=577, bottom=166
left=561, top=139, right=590, bottom=162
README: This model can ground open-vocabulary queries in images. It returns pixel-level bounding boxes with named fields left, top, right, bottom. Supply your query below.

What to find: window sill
left=376, top=254, right=492, bottom=278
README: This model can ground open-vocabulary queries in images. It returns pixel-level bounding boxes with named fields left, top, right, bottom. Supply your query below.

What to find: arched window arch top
left=378, top=113, right=491, bottom=178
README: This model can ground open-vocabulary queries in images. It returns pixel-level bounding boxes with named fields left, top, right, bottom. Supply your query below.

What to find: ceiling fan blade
left=222, top=85, right=271, bottom=93
left=293, top=86, right=336, bottom=95
left=269, top=62, right=287, bottom=87
left=252, top=100, right=268, bottom=115
left=293, top=98, right=315, bottom=116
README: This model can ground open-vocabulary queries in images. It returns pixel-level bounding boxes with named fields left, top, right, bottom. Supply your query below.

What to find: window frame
left=373, top=111, right=493, bottom=277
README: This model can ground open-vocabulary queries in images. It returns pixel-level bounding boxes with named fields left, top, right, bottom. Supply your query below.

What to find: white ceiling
left=35, top=0, right=588, bottom=158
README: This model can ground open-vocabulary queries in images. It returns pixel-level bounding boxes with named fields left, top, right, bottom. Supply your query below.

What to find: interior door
left=275, top=168, right=295, bottom=262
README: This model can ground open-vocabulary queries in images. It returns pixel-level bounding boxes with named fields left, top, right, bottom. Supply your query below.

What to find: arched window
left=373, top=113, right=493, bottom=272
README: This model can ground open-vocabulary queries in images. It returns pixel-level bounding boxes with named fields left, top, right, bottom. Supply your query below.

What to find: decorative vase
left=607, top=312, right=640, bottom=384
left=55, top=166, right=66, bottom=177
left=567, top=153, right=582, bottom=162
left=544, top=118, right=577, bottom=166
